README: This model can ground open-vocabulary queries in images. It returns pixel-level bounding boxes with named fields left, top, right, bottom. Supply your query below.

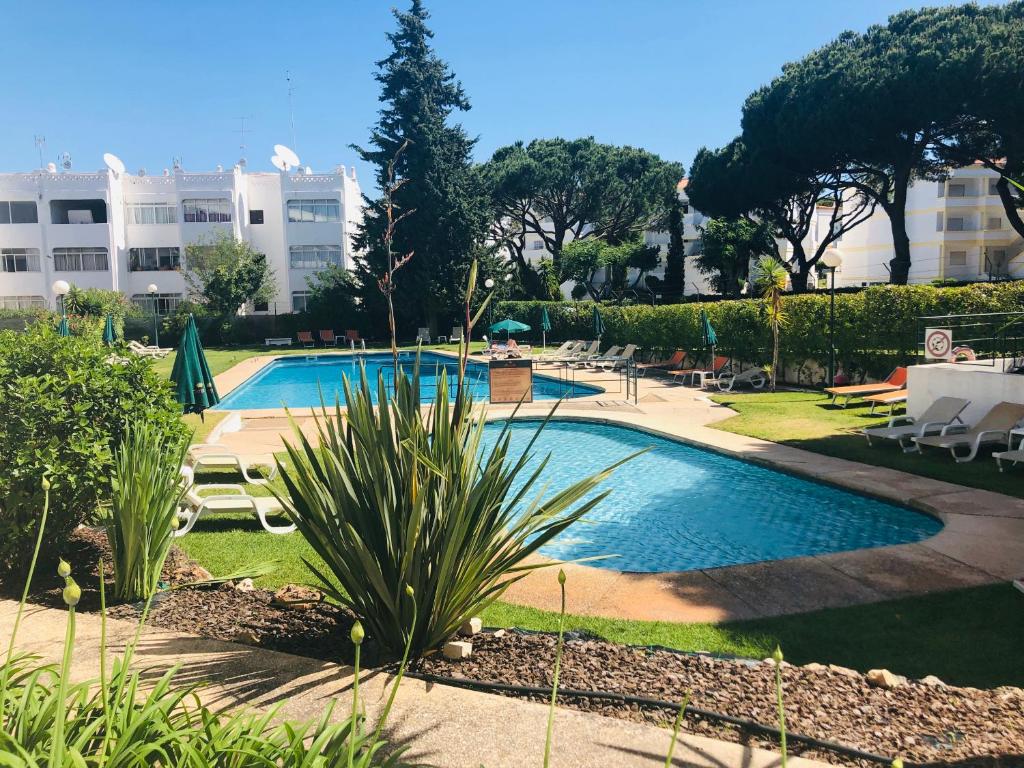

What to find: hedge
left=496, top=281, right=1024, bottom=383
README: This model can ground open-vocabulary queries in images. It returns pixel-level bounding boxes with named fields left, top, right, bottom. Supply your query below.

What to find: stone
left=920, top=675, right=946, bottom=687
left=803, top=662, right=827, bottom=673
left=828, top=664, right=859, bottom=678
left=231, top=630, right=259, bottom=646
left=459, top=617, right=483, bottom=636
left=492, top=629, right=506, bottom=639
left=866, top=669, right=906, bottom=689
left=442, top=640, right=473, bottom=660
left=234, top=578, right=255, bottom=592
left=272, top=584, right=322, bottom=608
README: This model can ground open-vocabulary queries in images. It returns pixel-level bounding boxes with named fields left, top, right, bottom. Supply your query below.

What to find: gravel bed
left=418, top=631, right=1024, bottom=767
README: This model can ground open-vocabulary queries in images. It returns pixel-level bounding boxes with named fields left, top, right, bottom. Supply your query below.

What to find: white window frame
left=287, top=198, right=341, bottom=223
left=126, top=202, right=177, bottom=225
left=947, top=249, right=968, bottom=267
left=531, top=240, right=544, bottom=250
left=131, top=292, right=182, bottom=315
left=0, top=201, right=39, bottom=224
left=289, top=244, right=342, bottom=269
left=1, top=248, right=41, bottom=272
left=947, top=216, right=965, bottom=232
left=0, top=295, right=45, bottom=309
left=128, top=247, right=182, bottom=272
left=53, top=247, right=109, bottom=272
left=182, top=198, right=231, bottom=223
left=948, top=182, right=967, bottom=198
left=987, top=216, right=1003, bottom=231
left=291, top=291, right=313, bottom=312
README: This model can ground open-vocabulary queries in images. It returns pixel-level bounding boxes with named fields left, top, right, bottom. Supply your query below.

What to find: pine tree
left=662, top=194, right=686, bottom=301
left=351, top=0, right=488, bottom=336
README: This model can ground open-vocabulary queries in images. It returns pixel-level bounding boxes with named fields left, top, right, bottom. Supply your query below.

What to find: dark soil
left=6, top=529, right=1023, bottom=767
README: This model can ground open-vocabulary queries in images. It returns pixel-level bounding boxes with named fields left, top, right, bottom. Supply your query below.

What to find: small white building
left=801, top=164, right=1024, bottom=288
left=0, top=157, right=363, bottom=314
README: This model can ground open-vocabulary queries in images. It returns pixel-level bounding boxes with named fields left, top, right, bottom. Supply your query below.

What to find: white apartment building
left=0, top=157, right=363, bottom=315
left=797, top=164, right=1024, bottom=288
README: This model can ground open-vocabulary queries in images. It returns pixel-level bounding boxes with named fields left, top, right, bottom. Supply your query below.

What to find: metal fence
left=916, top=311, right=1024, bottom=370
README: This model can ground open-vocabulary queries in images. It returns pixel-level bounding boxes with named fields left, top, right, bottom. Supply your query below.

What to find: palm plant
left=105, top=419, right=189, bottom=602
left=754, top=255, right=789, bottom=392
left=276, top=360, right=633, bottom=656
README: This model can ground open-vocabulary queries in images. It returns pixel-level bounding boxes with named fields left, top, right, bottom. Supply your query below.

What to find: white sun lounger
left=127, top=340, right=171, bottom=358
left=174, top=465, right=295, bottom=537
left=715, top=367, right=768, bottom=392
left=596, top=344, right=637, bottom=371
left=863, top=396, right=969, bottom=453
left=537, top=341, right=581, bottom=362
left=187, top=444, right=279, bottom=485
left=912, top=401, right=1024, bottom=463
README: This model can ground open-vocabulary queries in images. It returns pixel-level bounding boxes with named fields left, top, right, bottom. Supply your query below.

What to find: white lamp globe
left=820, top=249, right=843, bottom=270
left=484, top=278, right=495, bottom=289
left=51, top=280, right=70, bottom=296
left=146, top=283, right=158, bottom=294
left=504, top=272, right=513, bottom=282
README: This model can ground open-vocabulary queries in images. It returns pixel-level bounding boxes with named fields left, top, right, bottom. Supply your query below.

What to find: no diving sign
left=924, top=328, right=953, bottom=360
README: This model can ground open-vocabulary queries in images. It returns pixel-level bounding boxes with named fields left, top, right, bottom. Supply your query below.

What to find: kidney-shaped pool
left=484, top=419, right=942, bottom=573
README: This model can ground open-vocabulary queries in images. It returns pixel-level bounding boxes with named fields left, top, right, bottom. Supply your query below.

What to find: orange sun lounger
left=824, top=367, right=907, bottom=407
left=863, top=388, right=908, bottom=415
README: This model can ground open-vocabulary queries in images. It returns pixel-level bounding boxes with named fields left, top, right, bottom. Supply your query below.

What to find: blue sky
left=0, top=1, right=990, bottom=185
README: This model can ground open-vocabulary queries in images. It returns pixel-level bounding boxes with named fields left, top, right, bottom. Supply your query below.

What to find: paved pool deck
left=0, top=599, right=830, bottom=768
left=207, top=351, right=1024, bottom=624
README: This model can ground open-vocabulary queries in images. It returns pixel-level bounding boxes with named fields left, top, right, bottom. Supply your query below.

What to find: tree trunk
left=996, top=176, right=1024, bottom=240
left=887, top=168, right=912, bottom=284
left=788, top=240, right=810, bottom=293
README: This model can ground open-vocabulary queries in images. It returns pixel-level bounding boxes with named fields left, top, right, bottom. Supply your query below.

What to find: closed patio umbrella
left=700, top=308, right=718, bottom=366
left=57, top=316, right=70, bottom=337
left=171, top=314, right=219, bottom=415
left=102, top=314, right=116, bottom=346
left=592, top=305, right=606, bottom=341
left=540, top=307, right=551, bottom=349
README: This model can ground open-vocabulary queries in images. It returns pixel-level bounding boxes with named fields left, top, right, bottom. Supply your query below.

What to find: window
left=249, top=209, right=264, bottom=225
left=947, top=250, right=968, bottom=267
left=291, top=291, right=312, bottom=312
left=1, top=248, right=41, bottom=272
left=936, top=212, right=944, bottom=232
left=126, top=202, right=177, bottom=225
left=0, top=201, right=38, bottom=224
left=182, top=198, right=231, bottom=223
left=53, top=247, right=109, bottom=272
left=947, top=217, right=965, bottom=231
left=289, top=244, right=342, bottom=269
left=990, top=178, right=1001, bottom=195
left=128, top=247, right=181, bottom=271
left=131, top=293, right=182, bottom=315
left=0, top=295, right=45, bottom=310
left=987, top=216, right=1003, bottom=230
left=531, top=241, right=544, bottom=251
left=50, top=199, right=107, bottom=224
left=948, top=183, right=966, bottom=197
left=253, top=300, right=269, bottom=312
left=287, top=198, right=341, bottom=223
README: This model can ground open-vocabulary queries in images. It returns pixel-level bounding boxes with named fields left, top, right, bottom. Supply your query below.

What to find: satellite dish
left=271, top=155, right=287, bottom=172
left=60, top=152, right=72, bottom=170
left=304, top=166, right=312, bottom=175
left=137, top=168, right=146, bottom=177
left=274, top=144, right=300, bottom=167
left=103, top=152, right=125, bottom=175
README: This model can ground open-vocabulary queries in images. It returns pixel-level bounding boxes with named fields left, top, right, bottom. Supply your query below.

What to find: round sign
left=925, top=328, right=953, bottom=360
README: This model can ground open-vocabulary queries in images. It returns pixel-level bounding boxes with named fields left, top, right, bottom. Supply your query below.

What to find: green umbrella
left=489, top=318, right=531, bottom=340
left=102, top=314, right=116, bottom=346
left=540, top=307, right=552, bottom=349
left=700, top=308, right=718, bottom=368
left=170, top=314, right=219, bottom=415
left=592, top=305, right=606, bottom=339
left=57, top=316, right=70, bottom=337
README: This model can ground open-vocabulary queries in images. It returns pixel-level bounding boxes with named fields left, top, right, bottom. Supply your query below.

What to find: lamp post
left=820, top=248, right=843, bottom=386
left=484, top=277, right=495, bottom=331
left=147, top=283, right=160, bottom=348
left=51, top=279, right=70, bottom=317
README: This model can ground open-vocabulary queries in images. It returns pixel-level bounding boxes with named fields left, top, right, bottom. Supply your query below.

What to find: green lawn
left=709, top=390, right=1024, bottom=498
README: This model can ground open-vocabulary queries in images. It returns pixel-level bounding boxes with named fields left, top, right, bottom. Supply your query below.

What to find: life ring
left=951, top=345, right=976, bottom=362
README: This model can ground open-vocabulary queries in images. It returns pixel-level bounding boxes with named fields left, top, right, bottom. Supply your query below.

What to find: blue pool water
left=484, top=420, right=942, bottom=573
left=214, top=352, right=600, bottom=410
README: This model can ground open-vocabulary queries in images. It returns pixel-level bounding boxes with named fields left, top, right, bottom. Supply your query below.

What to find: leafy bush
left=277, top=360, right=629, bottom=656
left=105, top=420, right=190, bottom=602
left=498, top=281, right=1024, bottom=381
left=0, top=325, right=187, bottom=573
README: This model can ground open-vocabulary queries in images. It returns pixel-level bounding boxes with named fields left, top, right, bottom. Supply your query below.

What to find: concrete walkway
left=1, top=599, right=827, bottom=768
left=208, top=355, right=1024, bottom=624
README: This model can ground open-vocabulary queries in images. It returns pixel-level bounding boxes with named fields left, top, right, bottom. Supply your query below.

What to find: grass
left=709, top=389, right=1024, bottom=498
left=178, top=469, right=1024, bottom=689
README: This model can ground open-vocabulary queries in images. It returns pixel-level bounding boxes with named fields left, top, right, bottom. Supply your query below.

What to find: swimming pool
left=214, top=352, right=601, bottom=410
left=485, top=420, right=942, bottom=573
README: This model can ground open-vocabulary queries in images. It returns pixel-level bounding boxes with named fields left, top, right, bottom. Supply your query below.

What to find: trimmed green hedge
left=497, top=282, right=1024, bottom=382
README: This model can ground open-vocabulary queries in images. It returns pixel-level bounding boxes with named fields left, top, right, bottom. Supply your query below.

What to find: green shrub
left=0, top=325, right=187, bottom=573
left=498, top=281, right=1024, bottom=381
left=277, top=360, right=630, bottom=656
left=105, top=420, right=190, bottom=602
